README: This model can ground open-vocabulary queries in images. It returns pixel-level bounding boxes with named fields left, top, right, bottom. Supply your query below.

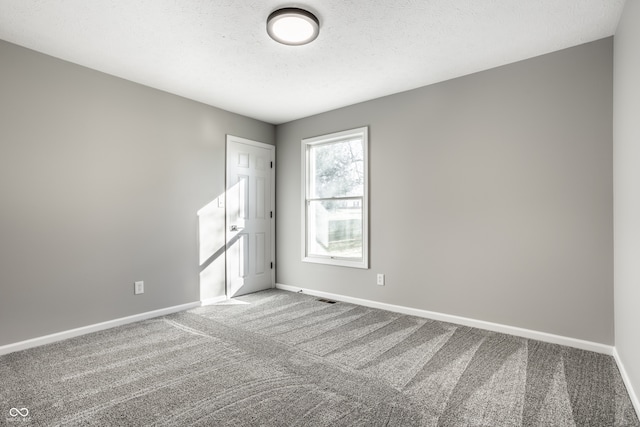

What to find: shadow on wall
left=197, top=182, right=246, bottom=303
left=198, top=193, right=226, bottom=303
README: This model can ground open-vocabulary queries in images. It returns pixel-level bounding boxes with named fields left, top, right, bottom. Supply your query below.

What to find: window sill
left=302, top=256, right=369, bottom=269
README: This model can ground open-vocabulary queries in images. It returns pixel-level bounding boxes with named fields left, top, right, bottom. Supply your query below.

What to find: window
left=302, top=127, right=368, bottom=269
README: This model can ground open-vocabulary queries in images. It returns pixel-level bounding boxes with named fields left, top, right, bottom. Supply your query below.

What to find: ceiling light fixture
left=267, top=7, right=319, bottom=46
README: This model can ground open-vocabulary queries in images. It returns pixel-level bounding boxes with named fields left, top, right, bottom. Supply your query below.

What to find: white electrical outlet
left=377, top=274, right=385, bottom=286
left=134, top=281, right=144, bottom=295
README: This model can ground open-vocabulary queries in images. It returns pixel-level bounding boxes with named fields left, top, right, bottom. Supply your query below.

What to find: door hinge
left=270, top=211, right=273, bottom=218
left=270, top=262, right=274, bottom=269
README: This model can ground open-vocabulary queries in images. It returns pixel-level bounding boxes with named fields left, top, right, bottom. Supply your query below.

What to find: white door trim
left=225, top=135, right=276, bottom=296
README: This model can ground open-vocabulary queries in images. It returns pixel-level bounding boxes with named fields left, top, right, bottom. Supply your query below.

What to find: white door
left=226, top=135, right=275, bottom=297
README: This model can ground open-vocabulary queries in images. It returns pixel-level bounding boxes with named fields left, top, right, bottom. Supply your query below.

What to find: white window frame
left=301, top=126, right=369, bottom=269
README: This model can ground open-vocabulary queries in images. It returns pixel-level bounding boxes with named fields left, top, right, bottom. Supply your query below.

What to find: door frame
left=225, top=135, right=276, bottom=298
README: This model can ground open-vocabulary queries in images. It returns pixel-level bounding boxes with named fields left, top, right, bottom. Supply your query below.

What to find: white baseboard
left=275, top=283, right=614, bottom=355
left=200, top=296, right=228, bottom=306
left=613, top=348, right=640, bottom=417
left=0, top=301, right=201, bottom=356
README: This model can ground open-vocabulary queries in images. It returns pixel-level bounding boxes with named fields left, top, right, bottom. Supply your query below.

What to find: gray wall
left=276, top=38, right=614, bottom=344
left=0, top=40, right=274, bottom=346
left=614, top=0, right=640, bottom=406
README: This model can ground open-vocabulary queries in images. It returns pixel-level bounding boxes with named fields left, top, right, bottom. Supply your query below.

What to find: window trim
left=301, top=126, right=369, bottom=269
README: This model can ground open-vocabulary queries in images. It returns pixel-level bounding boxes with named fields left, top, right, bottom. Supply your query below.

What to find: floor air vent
left=317, top=298, right=337, bottom=304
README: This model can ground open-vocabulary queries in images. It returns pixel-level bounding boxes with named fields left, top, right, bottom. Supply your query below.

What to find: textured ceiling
left=0, top=0, right=626, bottom=124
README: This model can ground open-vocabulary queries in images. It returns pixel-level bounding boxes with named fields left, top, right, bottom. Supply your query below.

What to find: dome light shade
left=267, top=8, right=319, bottom=46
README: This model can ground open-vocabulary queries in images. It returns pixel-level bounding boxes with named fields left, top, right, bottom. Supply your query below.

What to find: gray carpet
left=1, top=289, right=638, bottom=426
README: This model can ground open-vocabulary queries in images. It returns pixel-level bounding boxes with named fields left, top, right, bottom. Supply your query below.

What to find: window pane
left=307, top=199, right=362, bottom=259
left=310, top=138, right=364, bottom=198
